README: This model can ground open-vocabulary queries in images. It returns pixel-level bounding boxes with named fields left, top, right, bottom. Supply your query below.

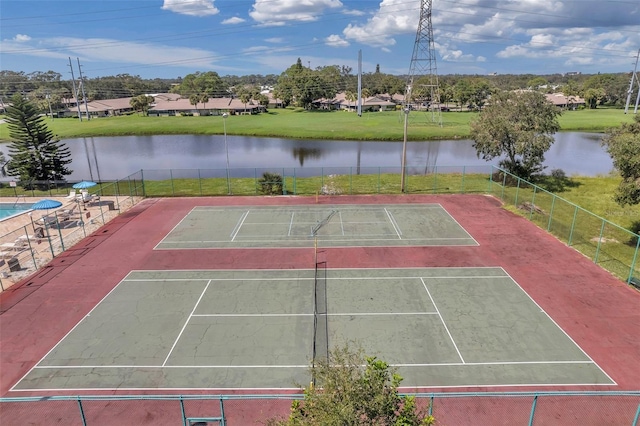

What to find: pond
left=34, top=132, right=619, bottom=181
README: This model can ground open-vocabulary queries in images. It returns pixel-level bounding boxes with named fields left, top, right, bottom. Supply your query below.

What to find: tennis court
left=12, top=267, right=613, bottom=391
left=155, top=204, right=477, bottom=249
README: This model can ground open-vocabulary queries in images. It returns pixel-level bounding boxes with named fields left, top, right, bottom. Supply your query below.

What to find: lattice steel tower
left=404, top=0, right=442, bottom=126
left=401, top=0, right=441, bottom=191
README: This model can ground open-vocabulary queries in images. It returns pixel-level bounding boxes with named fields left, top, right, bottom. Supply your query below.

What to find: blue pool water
left=0, top=203, right=32, bottom=220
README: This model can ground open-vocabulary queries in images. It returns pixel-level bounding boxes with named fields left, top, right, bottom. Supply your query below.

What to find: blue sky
left=1, top=0, right=639, bottom=79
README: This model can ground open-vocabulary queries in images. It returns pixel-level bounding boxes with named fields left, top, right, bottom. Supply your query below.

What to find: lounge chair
left=60, top=205, right=78, bottom=218
left=80, top=193, right=100, bottom=205
left=65, top=190, right=77, bottom=200
left=35, top=215, right=59, bottom=227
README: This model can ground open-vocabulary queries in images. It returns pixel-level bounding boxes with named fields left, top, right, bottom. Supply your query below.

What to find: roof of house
left=545, top=93, right=586, bottom=105
left=150, top=96, right=259, bottom=112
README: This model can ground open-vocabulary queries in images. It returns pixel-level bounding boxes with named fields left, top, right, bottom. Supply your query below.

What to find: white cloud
left=222, top=17, right=245, bottom=25
left=325, top=34, right=349, bottom=48
left=342, top=0, right=419, bottom=48
left=1, top=36, right=219, bottom=69
left=249, top=0, right=343, bottom=26
left=14, top=34, right=31, bottom=42
left=161, top=0, right=219, bottom=17
left=265, top=38, right=285, bottom=43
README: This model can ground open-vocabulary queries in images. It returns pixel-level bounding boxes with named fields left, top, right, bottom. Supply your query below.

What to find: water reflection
left=60, top=132, right=613, bottom=181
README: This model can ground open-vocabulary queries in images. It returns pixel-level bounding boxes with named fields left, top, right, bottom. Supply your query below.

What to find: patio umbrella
left=72, top=181, right=97, bottom=190
left=30, top=199, right=63, bottom=229
left=31, top=199, right=63, bottom=211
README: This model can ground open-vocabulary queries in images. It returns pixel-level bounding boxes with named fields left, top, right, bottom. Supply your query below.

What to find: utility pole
left=401, top=0, right=442, bottom=193
left=624, top=49, right=640, bottom=114
left=68, top=57, right=82, bottom=122
left=77, top=58, right=91, bottom=120
left=45, top=91, right=54, bottom=120
left=357, top=50, right=362, bottom=117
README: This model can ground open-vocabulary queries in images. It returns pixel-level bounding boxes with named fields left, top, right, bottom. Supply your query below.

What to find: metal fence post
left=433, top=165, right=438, bottom=193
left=377, top=167, right=381, bottom=193
left=254, top=168, right=258, bottom=195
left=529, top=186, right=537, bottom=220
left=429, top=394, right=434, bottom=416
left=568, top=205, right=579, bottom=246
left=197, top=169, right=203, bottom=196
left=180, top=396, right=187, bottom=426
left=501, top=170, right=506, bottom=200
left=461, top=166, right=466, bottom=193
left=528, top=394, right=539, bottom=426
left=219, top=397, right=226, bottom=426
left=514, top=177, right=521, bottom=206
left=282, top=168, right=286, bottom=195
left=77, top=397, right=87, bottom=426
left=293, top=167, right=297, bottom=195
left=170, top=169, right=175, bottom=196
left=140, top=169, right=145, bottom=197
left=547, top=194, right=556, bottom=231
left=628, top=236, right=640, bottom=285
left=349, top=167, right=353, bottom=195
left=632, top=401, right=640, bottom=426
left=594, top=220, right=606, bottom=263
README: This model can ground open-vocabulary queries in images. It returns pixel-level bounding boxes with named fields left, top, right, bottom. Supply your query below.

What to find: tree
left=602, top=114, right=640, bottom=206
left=275, top=59, right=338, bottom=109
left=470, top=90, right=561, bottom=180
left=583, top=87, right=605, bottom=109
left=268, top=343, right=434, bottom=425
left=5, top=94, right=72, bottom=188
left=129, top=94, right=154, bottom=115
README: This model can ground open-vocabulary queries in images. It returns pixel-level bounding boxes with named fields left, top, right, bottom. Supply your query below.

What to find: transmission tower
left=401, top=0, right=442, bottom=191
left=624, top=49, right=640, bottom=114
left=404, top=0, right=442, bottom=126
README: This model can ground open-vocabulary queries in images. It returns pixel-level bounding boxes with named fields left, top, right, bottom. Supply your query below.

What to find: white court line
left=338, top=210, right=345, bottom=236
left=34, top=364, right=310, bottom=369
left=153, top=206, right=200, bottom=250
left=33, top=359, right=596, bottom=370
left=436, top=203, right=480, bottom=246
left=123, top=274, right=509, bottom=283
left=9, top=273, right=134, bottom=392
left=392, top=360, right=597, bottom=367
left=10, top=382, right=617, bottom=393
left=229, top=210, right=250, bottom=241
left=157, top=236, right=475, bottom=245
left=384, top=208, right=402, bottom=239
left=162, top=280, right=211, bottom=367
left=193, top=313, right=313, bottom=317
left=191, top=312, right=439, bottom=317
left=420, top=277, right=465, bottom=364
left=287, top=211, right=295, bottom=236
left=499, top=268, right=617, bottom=385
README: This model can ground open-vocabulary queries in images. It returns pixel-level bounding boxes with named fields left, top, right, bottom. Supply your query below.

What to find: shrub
left=258, top=172, right=283, bottom=195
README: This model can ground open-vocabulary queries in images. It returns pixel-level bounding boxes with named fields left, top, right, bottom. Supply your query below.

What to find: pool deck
left=0, top=196, right=140, bottom=292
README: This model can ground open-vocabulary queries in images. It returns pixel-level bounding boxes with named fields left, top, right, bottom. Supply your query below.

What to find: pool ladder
left=13, top=195, right=26, bottom=207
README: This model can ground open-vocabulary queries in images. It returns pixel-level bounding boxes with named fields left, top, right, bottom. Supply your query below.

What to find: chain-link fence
left=0, top=171, right=144, bottom=291
left=1, top=166, right=637, bottom=289
left=138, top=165, right=494, bottom=197
left=487, top=168, right=639, bottom=286
left=1, top=392, right=638, bottom=425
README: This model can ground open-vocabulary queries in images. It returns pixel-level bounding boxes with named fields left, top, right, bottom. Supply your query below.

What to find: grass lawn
left=0, top=107, right=634, bottom=142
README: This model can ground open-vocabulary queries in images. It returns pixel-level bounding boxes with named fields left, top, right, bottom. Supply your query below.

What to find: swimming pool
left=0, top=203, right=33, bottom=221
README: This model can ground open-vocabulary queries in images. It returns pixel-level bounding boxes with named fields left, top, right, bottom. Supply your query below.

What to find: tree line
left=0, top=64, right=633, bottom=114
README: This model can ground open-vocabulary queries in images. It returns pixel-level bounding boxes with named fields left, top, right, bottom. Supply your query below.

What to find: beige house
left=149, top=96, right=264, bottom=116
left=314, top=92, right=399, bottom=112
left=545, top=93, right=586, bottom=109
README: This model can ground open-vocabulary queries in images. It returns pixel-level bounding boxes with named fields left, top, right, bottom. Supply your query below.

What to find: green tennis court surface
left=13, top=268, right=613, bottom=391
left=155, top=204, right=477, bottom=248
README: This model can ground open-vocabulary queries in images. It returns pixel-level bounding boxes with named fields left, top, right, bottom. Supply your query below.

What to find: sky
left=1, top=0, right=639, bottom=80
